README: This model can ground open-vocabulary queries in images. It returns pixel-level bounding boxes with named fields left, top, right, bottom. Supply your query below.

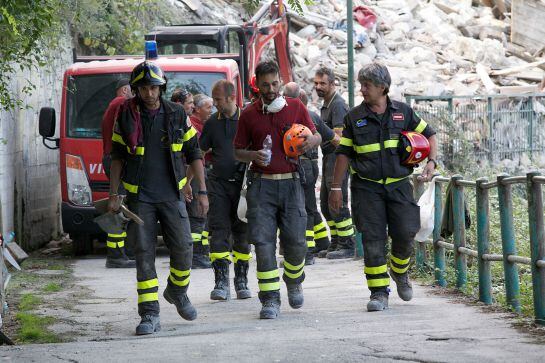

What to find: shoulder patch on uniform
left=356, top=118, right=368, bottom=127
left=392, top=113, right=404, bottom=121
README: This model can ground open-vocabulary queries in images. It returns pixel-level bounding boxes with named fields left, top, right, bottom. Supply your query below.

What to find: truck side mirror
left=39, top=107, right=56, bottom=137
left=39, top=107, right=59, bottom=149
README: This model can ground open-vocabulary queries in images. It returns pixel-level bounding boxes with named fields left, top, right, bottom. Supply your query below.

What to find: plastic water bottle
left=4, top=232, right=15, bottom=245
left=262, top=135, right=272, bottom=166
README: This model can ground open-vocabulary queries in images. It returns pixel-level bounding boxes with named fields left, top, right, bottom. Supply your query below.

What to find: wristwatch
left=427, top=159, right=437, bottom=169
left=197, top=190, right=208, bottom=195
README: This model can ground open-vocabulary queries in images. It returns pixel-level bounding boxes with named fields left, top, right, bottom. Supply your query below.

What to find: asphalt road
left=1, top=255, right=544, bottom=362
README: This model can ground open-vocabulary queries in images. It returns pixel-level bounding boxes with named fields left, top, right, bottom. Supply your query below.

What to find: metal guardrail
left=406, top=93, right=545, bottom=167
left=412, top=172, right=545, bottom=325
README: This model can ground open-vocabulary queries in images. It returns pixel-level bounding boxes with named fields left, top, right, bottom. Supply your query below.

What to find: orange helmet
left=283, top=123, right=312, bottom=158
left=399, top=131, right=430, bottom=166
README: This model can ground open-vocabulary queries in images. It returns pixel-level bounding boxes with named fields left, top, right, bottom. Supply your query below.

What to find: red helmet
left=283, top=123, right=312, bottom=158
left=249, top=76, right=259, bottom=95
left=399, top=131, right=430, bottom=166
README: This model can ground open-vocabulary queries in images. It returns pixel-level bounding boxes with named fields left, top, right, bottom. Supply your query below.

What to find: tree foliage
left=63, top=0, right=177, bottom=56
left=247, top=0, right=311, bottom=14
left=0, top=0, right=304, bottom=110
left=0, top=0, right=57, bottom=110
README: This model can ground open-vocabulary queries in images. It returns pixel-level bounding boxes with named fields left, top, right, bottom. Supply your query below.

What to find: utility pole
left=347, top=0, right=354, bottom=108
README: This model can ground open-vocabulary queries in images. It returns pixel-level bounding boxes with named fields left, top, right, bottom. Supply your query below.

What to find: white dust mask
left=263, top=96, right=287, bottom=113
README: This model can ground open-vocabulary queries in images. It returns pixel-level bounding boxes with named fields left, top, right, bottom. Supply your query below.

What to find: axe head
left=93, top=212, right=130, bottom=234
left=94, top=197, right=111, bottom=215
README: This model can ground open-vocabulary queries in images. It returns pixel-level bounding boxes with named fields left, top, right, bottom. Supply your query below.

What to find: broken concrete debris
left=286, top=0, right=544, bottom=104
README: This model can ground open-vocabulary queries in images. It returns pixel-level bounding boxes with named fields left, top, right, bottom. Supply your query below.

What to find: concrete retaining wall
left=0, top=43, right=71, bottom=250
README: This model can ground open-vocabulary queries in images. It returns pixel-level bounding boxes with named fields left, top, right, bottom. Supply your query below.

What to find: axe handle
left=121, top=205, right=144, bottom=225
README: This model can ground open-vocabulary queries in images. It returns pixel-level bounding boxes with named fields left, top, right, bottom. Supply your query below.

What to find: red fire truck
left=38, top=0, right=293, bottom=254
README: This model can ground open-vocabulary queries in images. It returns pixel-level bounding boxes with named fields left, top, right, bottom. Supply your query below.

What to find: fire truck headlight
left=66, top=154, right=93, bottom=206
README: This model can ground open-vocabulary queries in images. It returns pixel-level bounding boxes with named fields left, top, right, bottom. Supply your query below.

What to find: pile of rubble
left=287, top=0, right=544, bottom=104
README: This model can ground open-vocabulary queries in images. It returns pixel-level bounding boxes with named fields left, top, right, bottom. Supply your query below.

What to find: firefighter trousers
left=320, top=153, right=355, bottom=248
left=126, top=199, right=193, bottom=316
left=186, top=177, right=208, bottom=254
left=300, top=158, right=330, bottom=251
left=207, top=176, right=250, bottom=263
left=103, top=154, right=132, bottom=258
left=246, top=174, right=307, bottom=299
left=351, top=182, right=420, bottom=293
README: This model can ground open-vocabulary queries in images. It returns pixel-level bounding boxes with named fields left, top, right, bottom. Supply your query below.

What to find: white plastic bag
left=237, top=168, right=248, bottom=223
left=414, top=177, right=436, bottom=242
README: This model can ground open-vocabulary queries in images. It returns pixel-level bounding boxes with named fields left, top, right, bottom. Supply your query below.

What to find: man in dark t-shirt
left=315, top=67, right=356, bottom=259
left=200, top=80, right=251, bottom=301
left=283, top=82, right=338, bottom=266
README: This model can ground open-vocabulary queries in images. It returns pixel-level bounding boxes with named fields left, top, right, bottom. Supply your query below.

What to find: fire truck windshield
left=66, top=71, right=225, bottom=139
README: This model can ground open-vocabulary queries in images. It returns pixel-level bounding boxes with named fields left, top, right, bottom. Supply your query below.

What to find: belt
left=254, top=172, right=298, bottom=180
left=300, top=156, right=319, bottom=161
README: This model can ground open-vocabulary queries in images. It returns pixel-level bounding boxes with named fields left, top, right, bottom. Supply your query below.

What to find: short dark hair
left=116, top=78, right=130, bottom=90
left=212, top=79, right=236, bottom=98
left=315, top=66, right=335, bottom=83
left=171, top=88, right=190, bottom=103
left=255, top=61, right=279, bottom=81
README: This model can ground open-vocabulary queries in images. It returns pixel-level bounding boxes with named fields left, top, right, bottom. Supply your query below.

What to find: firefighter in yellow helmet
left=108, top=61, right=208, bottom=334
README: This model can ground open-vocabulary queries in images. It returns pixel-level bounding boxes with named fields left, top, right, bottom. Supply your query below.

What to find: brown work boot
left=211, top=259, right=231, bottom=301
left=234, top=260, right=251, bottom=299
left=287, top=284, right=304, bottom=309
left=163, top=286, right=197, bottom=321
left=259, top=291, right=281, bottom=319
left=367, top=291, right=389, bottom=312
left=390, top=271, right=413, bottom=301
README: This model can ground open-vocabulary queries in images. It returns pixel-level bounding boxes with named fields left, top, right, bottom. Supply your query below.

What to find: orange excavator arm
left=244, top=0, right=293, bottom=85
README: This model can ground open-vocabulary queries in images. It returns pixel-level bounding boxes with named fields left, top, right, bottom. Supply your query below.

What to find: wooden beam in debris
left=490, top=59, right=545, bottom=76
left=180, top=0, right=201, bottom=12
left=506, top=44, right=545, bottom=72
left=476, top=63, right=498, bottom=93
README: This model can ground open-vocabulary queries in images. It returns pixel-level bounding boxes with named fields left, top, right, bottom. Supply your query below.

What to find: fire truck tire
left=71, top=233, right=93, bottom=256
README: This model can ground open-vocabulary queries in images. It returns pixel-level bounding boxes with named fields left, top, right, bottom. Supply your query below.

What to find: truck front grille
left=90, top=181, right=109, bottom=192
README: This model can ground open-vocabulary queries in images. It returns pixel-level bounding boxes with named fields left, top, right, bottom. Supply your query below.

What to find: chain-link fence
left=405, top=93, right=545, bottom=169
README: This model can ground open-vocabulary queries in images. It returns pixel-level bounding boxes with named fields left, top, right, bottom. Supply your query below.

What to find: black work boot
left=305, top=250, right=315, bottom=265
left=192, top=244, right=212, bottom=269
left=326, top=240, right=355, bottom=260
left=234, top=261, right=251, bottom=299
left=210, top=259, right=230, bottom=301
left=367, top=291, right=389, bottom=312
left=259, top=291, right=281, bottom=319
left=390, top=271, right=413, bottom=301
left=286, top=284, right=304, bottom=309
left=135, top=314, right=161, bottom=335
left=318, top=239, right=337, bottom=258
left=105, top=248, right=136, bottom=268
left=163, top=286, right=197, bottom=321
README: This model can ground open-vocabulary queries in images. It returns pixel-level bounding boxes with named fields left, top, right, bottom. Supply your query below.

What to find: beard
left=261, top=91, right=278, bottom=104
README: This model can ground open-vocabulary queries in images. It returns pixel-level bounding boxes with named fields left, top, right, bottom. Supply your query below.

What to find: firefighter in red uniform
left=101, top=78, right=135, bottom=268
left=330, top=62, right=438, bottom=312
left=234, top=61, right=322, bottom=319
left=171, top=90, right=211, bottom=269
